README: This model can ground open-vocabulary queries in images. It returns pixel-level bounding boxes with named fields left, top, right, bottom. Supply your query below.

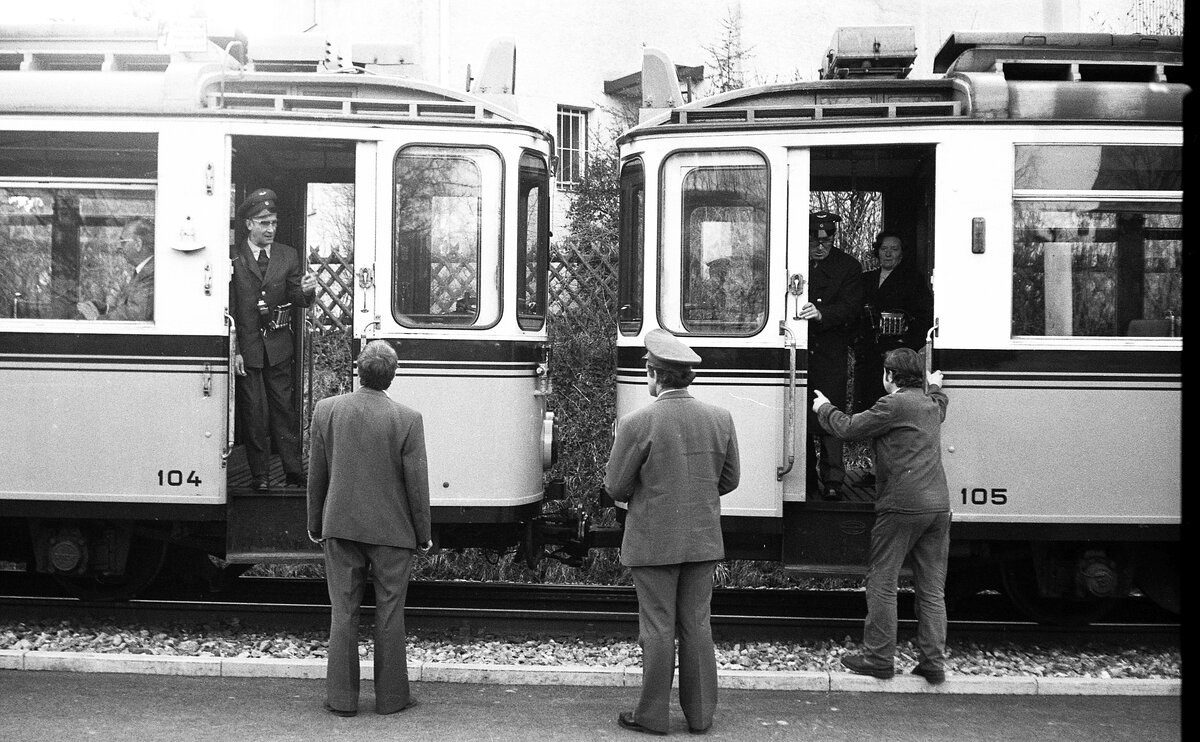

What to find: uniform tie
left=256, top=247, right=269, bottom=275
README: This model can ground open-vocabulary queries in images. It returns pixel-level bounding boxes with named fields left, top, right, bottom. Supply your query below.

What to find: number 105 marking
left=158, top=470, right=202, bottom=487
left=961, top=487, right=1007, bottom=505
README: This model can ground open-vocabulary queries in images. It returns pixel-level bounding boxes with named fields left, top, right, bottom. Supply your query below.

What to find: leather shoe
left=377, top=698, right=420, bottom=715
left=251, top=477, right=269, bottom=492
left=841, top=653, right=895, bottom=679
left=911, top=664, right=946, bottom=685
left=324, top=702, right=356, bottom=717
left=284, top=472, right=307, bottom=488
left=618, top=711, right=666, bottom=736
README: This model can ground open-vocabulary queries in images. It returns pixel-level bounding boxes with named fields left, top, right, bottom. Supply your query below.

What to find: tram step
left=226, top=490, right=322, bottom=564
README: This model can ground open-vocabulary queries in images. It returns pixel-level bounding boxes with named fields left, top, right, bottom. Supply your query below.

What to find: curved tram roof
left=622, top=31, right=1185, bottom=143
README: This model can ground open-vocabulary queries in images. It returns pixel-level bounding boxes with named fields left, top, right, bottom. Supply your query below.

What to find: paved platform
left=0, top=669, right=1182, bottom=741
left=0, top=649, right=1180, bottom=696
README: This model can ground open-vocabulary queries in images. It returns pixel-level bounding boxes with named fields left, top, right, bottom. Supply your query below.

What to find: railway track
left=0, top=574, right=1180, bottom=645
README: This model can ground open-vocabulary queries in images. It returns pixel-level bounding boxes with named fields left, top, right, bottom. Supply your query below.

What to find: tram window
left=617, top=159, right=644, bottom=336
left=1011, top=201, right=1182, bottom=337
left=392, top=146, right=499, bottom=327
left=679, top=165, right=768, bottom=335
left=516, top=152, right=549, bottom=331
left=1, top=132, right=157, bottom=322
left=1015, top=145, right=1182, bottom=191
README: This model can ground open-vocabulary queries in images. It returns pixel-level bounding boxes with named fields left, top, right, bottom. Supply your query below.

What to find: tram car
left=611, top=29, right=1182, bottom=624
left=0, top=24, right=566, bottom=599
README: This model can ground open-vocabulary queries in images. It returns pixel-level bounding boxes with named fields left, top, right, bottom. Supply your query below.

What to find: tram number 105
left=157, top=469, right=202, bottom=487
left=961, top=487, right=1008, bottom=506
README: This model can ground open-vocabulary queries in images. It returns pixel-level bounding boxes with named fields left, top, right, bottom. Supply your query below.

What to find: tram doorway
left=226, top=135, right=357, bottom=561
left=810, top=144, right=937, bottom=420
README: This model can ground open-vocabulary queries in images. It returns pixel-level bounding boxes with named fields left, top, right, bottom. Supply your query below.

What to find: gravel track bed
left=1, top=617, right=1180, bottom=680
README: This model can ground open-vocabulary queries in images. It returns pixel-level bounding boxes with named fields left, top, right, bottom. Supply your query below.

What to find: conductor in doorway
left=797, top=210, right=864, bottom=501
left=230, top=188, right=318, bottom=491
left=604, top=329, right=740, bottom=735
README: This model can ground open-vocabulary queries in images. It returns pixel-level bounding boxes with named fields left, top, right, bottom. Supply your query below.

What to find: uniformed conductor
left=604, top=329, right=740, bottom=736
left=229, top=188, right=317, bottom=491
left=307, top=340, right=433, bottom=716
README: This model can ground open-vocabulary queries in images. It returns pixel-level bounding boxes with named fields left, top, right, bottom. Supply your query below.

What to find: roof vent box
left=822, top=26, right=917, bottom=79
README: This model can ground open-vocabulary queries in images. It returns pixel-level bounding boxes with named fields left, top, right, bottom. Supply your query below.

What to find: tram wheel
left=999, top=559, right=1116, bottom=626
left=52, top=535, right=169, bottom=602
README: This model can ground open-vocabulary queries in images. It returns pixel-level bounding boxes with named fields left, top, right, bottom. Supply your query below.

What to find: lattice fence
left=308, top=243, right=620, bottom=331
left=308, top=251, right=355, bottom=330
left=548, top=242, right=618, bottom=319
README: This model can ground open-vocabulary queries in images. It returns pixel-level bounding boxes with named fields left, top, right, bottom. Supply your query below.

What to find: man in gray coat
left=605, top=329, right=740, bottom=735
left=307, top=340, right=433, bottom=716
left=812, top=347, right=951, bottom=685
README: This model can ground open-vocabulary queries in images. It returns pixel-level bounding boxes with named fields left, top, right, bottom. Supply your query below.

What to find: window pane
left=517, top=152, right=548, bottom=330
left=2, top=186, right=156, bottom=321
left=392, top=148, right=487, bottom=326
left=1015, top=145, right=1181, bottom=191
left=1012, top=200, right=1182, bottom=337
left=681, top=165, right=768, bottom=335
left=618, top=160, right=644, bottom=335
left=1, top=132, right=157, bottom=322
left=556, top=107, right=587, bottom=189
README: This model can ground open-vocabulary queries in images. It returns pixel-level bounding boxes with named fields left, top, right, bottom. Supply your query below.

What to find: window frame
left=657, top=149, right=770, bottom=338
left=555, top=105, right=589, bottom=191
left=1010, top=142, right=1182, bottom=341
left=389, top=143, right=504, bottom=330
left=516, top=149, right=549, bottom=331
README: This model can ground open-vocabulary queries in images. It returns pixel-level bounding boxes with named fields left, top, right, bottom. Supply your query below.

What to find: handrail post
left=777, top=320, right=796, bottom=480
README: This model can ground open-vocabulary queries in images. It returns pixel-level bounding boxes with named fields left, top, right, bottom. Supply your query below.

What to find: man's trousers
left=323, top=538, right=415, bottom=714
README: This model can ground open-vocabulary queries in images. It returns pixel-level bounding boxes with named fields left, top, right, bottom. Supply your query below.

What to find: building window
left=556, top=106, right=588, bottom=190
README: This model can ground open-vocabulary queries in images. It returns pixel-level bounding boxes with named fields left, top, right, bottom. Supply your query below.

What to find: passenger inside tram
left=852, top=230, right=932, bottom=412
left=77, top=216, right=155, bottom=321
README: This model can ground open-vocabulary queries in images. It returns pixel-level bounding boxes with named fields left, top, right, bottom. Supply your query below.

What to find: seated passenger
left=78, top=218, right=155, bottom=321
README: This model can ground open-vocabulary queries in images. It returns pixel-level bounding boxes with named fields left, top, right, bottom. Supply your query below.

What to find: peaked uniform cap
left=810, top=210, right=841, bottom=239
left=643, top=328, right=701, bottom=368
left=238, top=189, right=279, bottom=220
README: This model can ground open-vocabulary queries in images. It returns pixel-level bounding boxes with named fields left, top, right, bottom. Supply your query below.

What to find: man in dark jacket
left=797, top=210, right=864, bottom=500
left=813, top=347, right=951, bottom=685
left=307, top=340, right=433, bottom=716
left=229, top=188, right=317, bottom=491
left=605, top=329, right=740, bottom=736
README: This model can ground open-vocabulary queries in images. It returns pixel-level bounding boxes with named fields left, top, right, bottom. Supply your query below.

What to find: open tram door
left=781, top=143, right=938, bottom=575
left=223, top=134, right=359, bottom=564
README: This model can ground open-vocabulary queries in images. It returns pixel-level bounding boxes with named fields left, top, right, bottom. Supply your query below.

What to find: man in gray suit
left=604, top=329, right=740, bottom=735
left=307, top=340, right=433, bottom=716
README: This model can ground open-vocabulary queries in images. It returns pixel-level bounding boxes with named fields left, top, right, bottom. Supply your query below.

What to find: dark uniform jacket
left=229, top=241, right=312, bottom=369
left=604, top=389, right=740, bottom=567
left=307, top=387, right=432, bottom=549
left=817, top=386, right=951, bottom=514
left=807, top=247, right=864, bottom=407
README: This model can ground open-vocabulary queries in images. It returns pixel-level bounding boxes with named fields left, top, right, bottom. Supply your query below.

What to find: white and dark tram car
left=0, top=25, right=567, bottom=598
left=610, top=29, right=1182, bottom=623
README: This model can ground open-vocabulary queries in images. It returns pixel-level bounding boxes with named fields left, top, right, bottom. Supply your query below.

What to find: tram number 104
left=157, top=469, right=203, bottom=487
left=961, top=487, right=1008, bottom=506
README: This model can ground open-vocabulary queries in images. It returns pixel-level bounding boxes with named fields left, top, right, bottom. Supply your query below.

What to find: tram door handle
left=788, top=273, right=805, bottom=320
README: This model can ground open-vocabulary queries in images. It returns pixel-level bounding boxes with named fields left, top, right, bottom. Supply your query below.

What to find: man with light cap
left=604, top=329, right=740, bottom=736
left=796, top=210, right=864, bottom=501
left=229, top=188, right=318, bottom=491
